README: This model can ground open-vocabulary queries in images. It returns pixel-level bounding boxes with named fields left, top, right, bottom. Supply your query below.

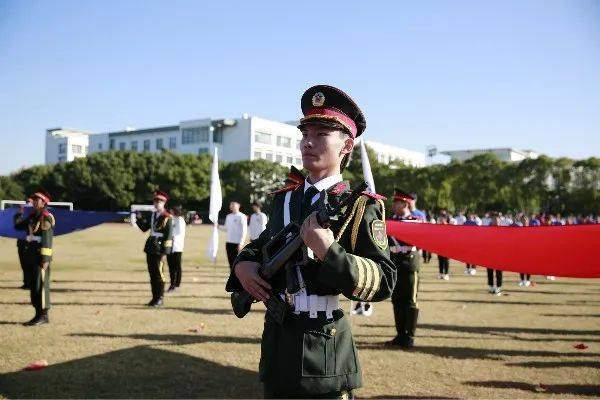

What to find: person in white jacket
left=248, top=201, right=268, bottom=241
left=219, top=201, right=247, bottom=271
left=167, top=205, right=186, bottom=292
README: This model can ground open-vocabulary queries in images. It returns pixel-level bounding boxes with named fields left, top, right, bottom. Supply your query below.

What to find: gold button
left=330, top=328, right=337, bottom=336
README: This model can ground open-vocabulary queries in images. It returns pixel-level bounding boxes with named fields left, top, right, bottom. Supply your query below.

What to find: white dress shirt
left=248, top=212, right=268, bottom=240
left=303, top=173, right=343, bottom=205
left=172, top=216, right=186, bottom=252
left=222, top=212, right=247, bottom=244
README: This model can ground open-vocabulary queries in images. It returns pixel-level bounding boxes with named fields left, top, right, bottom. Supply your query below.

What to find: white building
left=45, top=128, right=90, bottom=164
left=361, top=139, right=426, bottom=167
left=85, top=115, right=304, bottom=167
left=46, top=115, right=425, bottom=169
left=441, top=148, right=540, bottom=163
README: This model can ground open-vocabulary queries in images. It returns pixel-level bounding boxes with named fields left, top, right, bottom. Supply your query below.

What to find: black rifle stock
left=231, top=181, right=368, bottom=320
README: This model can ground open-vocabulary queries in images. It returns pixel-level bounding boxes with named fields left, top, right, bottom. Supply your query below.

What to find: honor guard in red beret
left=227, top=85, right=395, bottom=398
left=387, top=189, right=422, bottom=348
left=135, top=190, right=174, bottom=307
left=13, top=190, right=55, bottom=326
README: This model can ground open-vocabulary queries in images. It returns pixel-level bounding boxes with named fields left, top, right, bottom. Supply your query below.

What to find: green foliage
left=0, top=151, right=597, bottom=216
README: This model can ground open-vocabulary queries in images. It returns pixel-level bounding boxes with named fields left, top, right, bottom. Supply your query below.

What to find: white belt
left=150, top=232, right=163, bottom=238
left=391, top=245, right=416, bottom=253
left=26, top=235, right=42, bottom=243
left=281, top=292, right=339, bottom=319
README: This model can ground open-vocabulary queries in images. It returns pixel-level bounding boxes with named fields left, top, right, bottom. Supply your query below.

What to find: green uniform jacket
left=136, top=211, right=173, bottom=255
left=226, top=180, right=396, bottom=395
left=388, top=214, right=420, bottom=272
left=14, top=209, right=55, bottom=264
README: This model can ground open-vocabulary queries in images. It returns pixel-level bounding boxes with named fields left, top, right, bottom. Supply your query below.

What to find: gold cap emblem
left=312, top=92, right=325, bottom=107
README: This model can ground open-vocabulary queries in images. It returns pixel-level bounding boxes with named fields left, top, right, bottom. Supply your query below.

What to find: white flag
left=360, top=138, right=376, bottom=193
left=207, top=147, right=222, bottom=262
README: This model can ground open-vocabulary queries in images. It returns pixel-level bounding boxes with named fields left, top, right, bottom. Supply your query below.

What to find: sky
left=0, top=0, right=598, bottom=174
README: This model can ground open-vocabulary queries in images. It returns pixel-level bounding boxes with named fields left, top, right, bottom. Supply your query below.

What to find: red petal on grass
left=188, top=323, right=205, bottom=333
left=574, top=343, right=588, bottom=350
left=530, top=281, right=536, bottom=286
left=535, top=383, right=548, bottom=392
left=24, top=360, right=48, bottom=371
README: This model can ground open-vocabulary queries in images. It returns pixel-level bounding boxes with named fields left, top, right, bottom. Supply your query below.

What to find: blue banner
left=0, top=207, right=127, bottom=239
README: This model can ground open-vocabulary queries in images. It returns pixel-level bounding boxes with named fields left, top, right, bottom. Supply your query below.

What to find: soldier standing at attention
left=14, top=191, right=55, bottom=326
left=227, top=85, right=396, bottom=399
left=135, top=190, right=173, bottom=307
left=386, top=190, right=422, bottom=348
left=14, top=197, right=33, bottom=289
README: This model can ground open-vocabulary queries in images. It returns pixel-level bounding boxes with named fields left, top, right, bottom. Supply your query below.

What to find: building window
left=198, top=148, right=209, bottom=155
left=255, top=131, right=271, bottom=144
left=156, top=138, right=164, bottom=150
left=143, top=140, right=150, bottom=151
left=58, top=143, right=66, bottom=154
left=85, top=146, right=89, bottom=153
left=169, top=137, right=177, bottom=149
left=275, top=154, right=283, bottom=163
left=131, top=141, right=138, bottom=151
left=286, top=156, right=293, bottom=164
left=58, top=156, right=66, bottom=163
left=277, top=136, right=291, bottom=148
left=296, top=140, right=301, bottom=150
left=72, top=144, right=82, bottom=154
left=109, top=139, right=115, bottom=150
left=265, top=152, right=273, bottom=161
left=98, top=143, right=103, bottom=150
left=119, top=142, right=126, bottom=150
left=253, top=151, right=261, bottom=160
left=182, top=127, right=210, bottom=144
left=213, top=130, right=223, bottom=143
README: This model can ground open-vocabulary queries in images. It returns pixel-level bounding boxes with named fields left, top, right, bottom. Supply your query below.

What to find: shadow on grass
left=0, top=345, right=260, bottom=398
left=360, top=323, right=600, bottom=337
left=421, top=298, right=599, bottom=306
left=70, top=332, right=261, bottom=346
left=354, top=343, right=600, bottom=360
left=352, top=333, right=600, bottom=343
left=505, top=360, right=600, bottom=368
left=464, top=380, right=600, bottom=396
left=542, top=313, right=600, bottom=318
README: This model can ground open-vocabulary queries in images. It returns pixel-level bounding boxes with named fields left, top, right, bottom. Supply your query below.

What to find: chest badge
left=371, top=219, right=388, bottom=250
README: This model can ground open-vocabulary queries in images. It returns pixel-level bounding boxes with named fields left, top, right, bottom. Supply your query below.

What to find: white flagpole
left=360, top=138, right=376, bottom=193
left=207, top=148, right=223, bottom=266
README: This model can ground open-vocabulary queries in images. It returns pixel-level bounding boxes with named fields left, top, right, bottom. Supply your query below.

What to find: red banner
left=386, top=222, right=600, bottom=278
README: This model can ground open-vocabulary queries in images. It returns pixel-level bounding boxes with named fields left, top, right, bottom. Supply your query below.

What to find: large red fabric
left=386, top=222, right=600, bottom=278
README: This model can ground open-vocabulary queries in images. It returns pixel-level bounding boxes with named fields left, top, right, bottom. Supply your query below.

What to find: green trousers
left=30, top=264, right=50, bottom=313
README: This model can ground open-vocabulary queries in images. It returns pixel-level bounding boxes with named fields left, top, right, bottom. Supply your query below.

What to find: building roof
left=441, top=148, right=538, bottom=157
left=104, top=125, right=180, bottom=137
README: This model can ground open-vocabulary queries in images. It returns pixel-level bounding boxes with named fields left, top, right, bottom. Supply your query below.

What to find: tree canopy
left=1, top=150, right=597, bottom=217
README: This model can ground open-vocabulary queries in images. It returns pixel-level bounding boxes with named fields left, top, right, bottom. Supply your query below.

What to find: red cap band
left=302, top=107, right=357, bottom=138
left=33, top=192, right=50, bottom=204
left=394, top=194, right=412, bottom=202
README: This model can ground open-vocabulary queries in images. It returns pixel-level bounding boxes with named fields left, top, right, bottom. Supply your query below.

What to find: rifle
left=231, top=181, right=368, bottom=323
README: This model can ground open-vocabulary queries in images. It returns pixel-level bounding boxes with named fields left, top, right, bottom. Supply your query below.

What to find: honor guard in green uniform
left=14, top=197, right=33, bottom=289
left=135, top=190, right=173, bottom=307
left=387, top=190, right=421, bottom=348
left=227, top=85, right=396, bottom=398
left=13, top=190, right=55, bottom=326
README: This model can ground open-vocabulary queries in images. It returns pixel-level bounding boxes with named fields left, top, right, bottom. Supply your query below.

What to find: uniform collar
left=304, top=173, right=343, bottom=194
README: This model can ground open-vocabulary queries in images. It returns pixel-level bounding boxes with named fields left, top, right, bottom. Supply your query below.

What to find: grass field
left=0, top=224, right=598, bottom=399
